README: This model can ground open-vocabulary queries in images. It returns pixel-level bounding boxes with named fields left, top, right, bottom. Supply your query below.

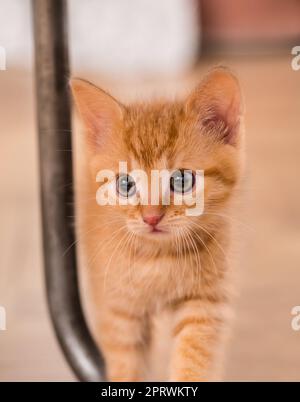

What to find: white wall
left=0, top=0, right=200, bottom=77
left=0, top=0, right=33, bottom=70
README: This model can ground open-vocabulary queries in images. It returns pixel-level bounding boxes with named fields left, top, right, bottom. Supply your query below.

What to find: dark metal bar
left=32, top=0, right=106, bottom=381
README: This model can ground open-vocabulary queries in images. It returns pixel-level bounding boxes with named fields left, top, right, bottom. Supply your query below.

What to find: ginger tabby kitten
left=70, top=67, right=244, bottom=382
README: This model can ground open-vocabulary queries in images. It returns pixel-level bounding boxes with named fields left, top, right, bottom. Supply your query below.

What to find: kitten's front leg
left=96, top=305, right=149, bottom=382
left=169, top=299, right=227, bottom=382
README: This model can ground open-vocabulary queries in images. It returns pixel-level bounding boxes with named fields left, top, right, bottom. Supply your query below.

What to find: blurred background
left=0, top=0, right=300, bottom=381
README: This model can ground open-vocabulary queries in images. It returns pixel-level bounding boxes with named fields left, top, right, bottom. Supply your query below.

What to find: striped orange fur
left=71, top=67, right=244, bottom=381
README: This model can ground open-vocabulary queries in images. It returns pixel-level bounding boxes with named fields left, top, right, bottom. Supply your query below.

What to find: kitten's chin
left=126, top=222, right=171, bottom=241
left=133, top=228, right=170, bottom=241
left=143, top=229, right=173, bottom=242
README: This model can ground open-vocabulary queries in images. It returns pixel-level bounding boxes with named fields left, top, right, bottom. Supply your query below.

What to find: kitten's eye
left=116, top=174, right=136, bottom=197
left=170, top=170, right=195, bottom=194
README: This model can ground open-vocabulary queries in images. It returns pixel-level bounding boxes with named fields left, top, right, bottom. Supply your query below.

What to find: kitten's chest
left=86, top=234, right=225, bottom=311
left=102, top=251, right=205, bottom=309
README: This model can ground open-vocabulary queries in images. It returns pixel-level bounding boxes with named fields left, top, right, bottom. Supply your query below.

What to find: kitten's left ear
left=185, top=67, right=243, bottom=145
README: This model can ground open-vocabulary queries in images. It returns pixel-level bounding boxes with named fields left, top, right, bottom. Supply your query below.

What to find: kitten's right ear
left=70, top=78, right=124, bottom=149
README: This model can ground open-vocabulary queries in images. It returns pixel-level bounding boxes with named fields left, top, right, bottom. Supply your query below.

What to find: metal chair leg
left=32, top=0, right=106, bottom=381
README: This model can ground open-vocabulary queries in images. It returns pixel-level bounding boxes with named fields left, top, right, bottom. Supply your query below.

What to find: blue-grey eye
left=116, top=174, right=136, bottom=197
left=170, top=170, right=195, bottom=194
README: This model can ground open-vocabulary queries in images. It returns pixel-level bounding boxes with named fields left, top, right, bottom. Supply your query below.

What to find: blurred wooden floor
left=0, top=56, right=300, bottom=381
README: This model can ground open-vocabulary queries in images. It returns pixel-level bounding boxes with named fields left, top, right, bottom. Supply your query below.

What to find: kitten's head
left=71, top=68, right=244, bottom=248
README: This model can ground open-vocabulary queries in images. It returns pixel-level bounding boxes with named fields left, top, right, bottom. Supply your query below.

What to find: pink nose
left=143, top=214, right=164, bottom=227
